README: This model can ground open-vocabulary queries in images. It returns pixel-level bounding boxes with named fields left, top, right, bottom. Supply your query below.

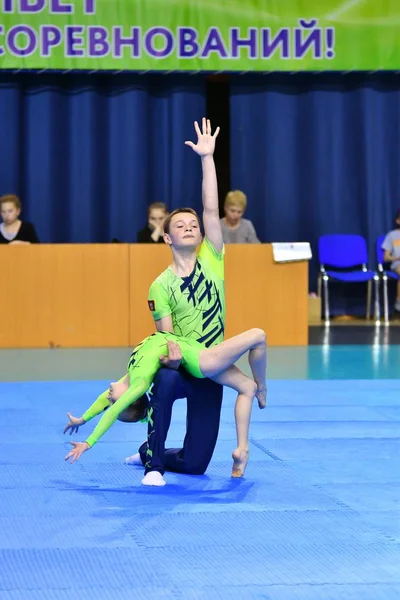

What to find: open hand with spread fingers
left=185, top=117, right=220, bottom=157
left=64, top=441, right=90, bottom=463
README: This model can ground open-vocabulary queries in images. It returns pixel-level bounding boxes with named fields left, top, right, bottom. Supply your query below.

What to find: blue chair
left=317, top=234, right=380, bottom=324
left=376, top=234, right=400, bottom=324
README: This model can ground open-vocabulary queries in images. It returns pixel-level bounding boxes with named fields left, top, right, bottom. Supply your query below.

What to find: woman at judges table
left=0, top=195, right=39, bottom=244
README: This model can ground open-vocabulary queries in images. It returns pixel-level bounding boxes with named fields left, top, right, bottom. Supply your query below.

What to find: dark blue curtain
left=0, top=73, right=206, bottom=243
left=230, top=73, right=400, bottom=305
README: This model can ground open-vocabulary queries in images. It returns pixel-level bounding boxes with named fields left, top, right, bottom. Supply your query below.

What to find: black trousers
left=139, top=367, right=223, bottom=475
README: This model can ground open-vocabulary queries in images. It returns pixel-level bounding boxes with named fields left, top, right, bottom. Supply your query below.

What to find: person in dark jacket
left=0, top=194, right=39, bottom=244
left=137, top=202, right=168, bottom=244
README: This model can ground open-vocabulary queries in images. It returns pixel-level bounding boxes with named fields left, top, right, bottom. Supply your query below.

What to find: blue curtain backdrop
left=230, top=73, right=400, bottom=308
left=0, top=73, right=206, bottom=243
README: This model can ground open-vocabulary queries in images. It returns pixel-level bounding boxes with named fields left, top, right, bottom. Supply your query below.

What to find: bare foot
left=231, top=448, right=249, bottom=478
left=124, top=453, right=143, bottom=466
left=256, top=385, right=267, bottom=409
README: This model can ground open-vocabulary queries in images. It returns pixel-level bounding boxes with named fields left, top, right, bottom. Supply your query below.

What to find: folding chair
left=317, top=234, right=380, bottom=324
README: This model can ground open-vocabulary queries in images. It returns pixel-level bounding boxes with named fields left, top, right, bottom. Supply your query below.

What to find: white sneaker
left=141, top=471, right=166, bottom=486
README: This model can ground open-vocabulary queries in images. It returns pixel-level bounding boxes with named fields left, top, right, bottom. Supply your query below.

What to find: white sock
left=141, top=471, right=166, bottom=486
left=124, top=453, right=143, bottom=466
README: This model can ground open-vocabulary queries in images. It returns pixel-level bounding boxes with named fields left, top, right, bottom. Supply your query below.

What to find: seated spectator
left=137, top=202, right=168, bottom=244
left=0, top=194, right=39, bottom=244
left=220, top=190, right=260, bottom=243
left=382, top=208, right=400, bottom=312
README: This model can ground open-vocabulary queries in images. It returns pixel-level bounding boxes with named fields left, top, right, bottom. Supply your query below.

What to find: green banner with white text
left=0, top=0, right=399, bottom=71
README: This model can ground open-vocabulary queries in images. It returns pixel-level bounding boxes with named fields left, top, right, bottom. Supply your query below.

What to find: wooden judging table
left=0, top=244, right=308, bottom=348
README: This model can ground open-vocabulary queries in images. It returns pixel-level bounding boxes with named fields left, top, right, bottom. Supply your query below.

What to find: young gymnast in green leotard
left=64, top=327, right=267, bottom=477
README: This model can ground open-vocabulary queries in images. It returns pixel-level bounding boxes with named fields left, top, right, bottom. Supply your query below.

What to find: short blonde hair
left=0, top=194, right=21, bottom=210
left=224, top=190, right=247, bottom=211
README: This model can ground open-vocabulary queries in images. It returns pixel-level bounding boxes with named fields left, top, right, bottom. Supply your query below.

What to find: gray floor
left=2, top=323, right=400, bottom=383
left=0, top=347, right=309, bottom=382
left=0, top=348, right=133, bottom=382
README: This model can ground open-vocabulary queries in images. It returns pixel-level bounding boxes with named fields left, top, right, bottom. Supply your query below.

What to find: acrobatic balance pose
left=64, top=119, right=267, bottom=484
left=64, top=327, right=267, bottom=478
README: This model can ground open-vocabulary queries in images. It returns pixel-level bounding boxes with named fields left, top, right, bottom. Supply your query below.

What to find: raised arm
left=185, top=118, right=223, bottom=253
